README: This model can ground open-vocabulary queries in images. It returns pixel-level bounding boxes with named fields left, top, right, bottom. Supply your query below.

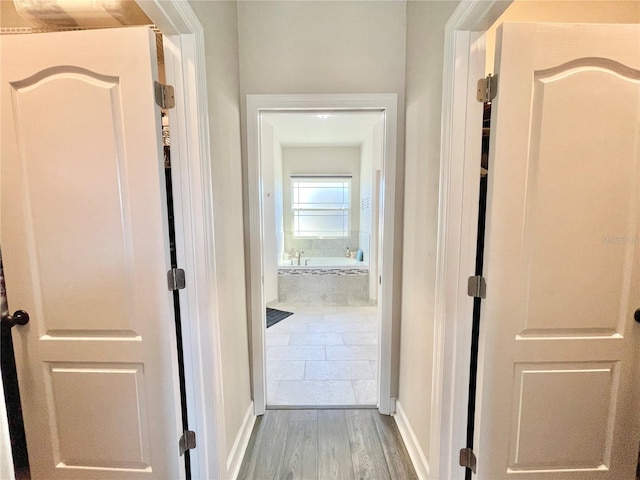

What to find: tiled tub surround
left=278, top=260, right=369, bottom=304
left=279, top=256, right=364, bottom=268
left=283, top=231, right=360, bottom=258
left=266, top=304, right=378, bottom=406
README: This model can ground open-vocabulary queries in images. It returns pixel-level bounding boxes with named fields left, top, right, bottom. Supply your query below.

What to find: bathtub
left=277, top=256, right=369, bottom=304
left=278, top=256, right=367, bottom=269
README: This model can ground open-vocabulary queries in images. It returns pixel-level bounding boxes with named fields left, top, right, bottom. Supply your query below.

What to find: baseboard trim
left=393, top=401, right=431, bottom=480
left=227, top=401, right=256, bottom=479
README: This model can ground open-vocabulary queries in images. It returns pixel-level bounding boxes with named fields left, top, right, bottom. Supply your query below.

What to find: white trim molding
left=432, top=1, right=512, bottom=479
left=138, top=1, right=227, bottom=479
left=246, top=93, right=399, bottom=416
left=394, top=401, right=430, bottom=480
left=227, top=402, right=256, bottom=480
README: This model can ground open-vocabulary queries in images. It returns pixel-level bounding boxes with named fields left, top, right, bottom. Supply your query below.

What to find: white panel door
left=1, top=28, right=183, bottom=479
left=475, top=23, right=640, bottom=479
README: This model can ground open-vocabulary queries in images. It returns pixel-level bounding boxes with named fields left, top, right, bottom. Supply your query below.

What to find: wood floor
left=238, top=409, right=418, bottom=480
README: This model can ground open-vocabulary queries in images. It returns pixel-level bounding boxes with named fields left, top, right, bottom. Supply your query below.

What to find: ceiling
left=1, top=0, right=151, bottom=29
left=262, top=111, right=384, bottom=147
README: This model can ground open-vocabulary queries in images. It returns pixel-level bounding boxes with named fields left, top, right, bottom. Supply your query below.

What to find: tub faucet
left=297, top=250, right=304, bottom=265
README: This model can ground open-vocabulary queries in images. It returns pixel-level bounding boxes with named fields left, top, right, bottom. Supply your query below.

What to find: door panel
left=1, top=28, right=183, bottom=479
left=476, top=23, right=640, bottom=479
left=521, top=59, right=639, bottom=338
left=47, top=363, right=151, bottom=470
left=12, top=69, right=135, bottom=336
left=507, top=362, right=617, bottom=470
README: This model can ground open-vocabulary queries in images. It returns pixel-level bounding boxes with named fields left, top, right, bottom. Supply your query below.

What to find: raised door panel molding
left=11, top=67, right=139, bottom=338
left=47, top=363, right=152, bottom=472
left=507, top=362, right=617, bottom=473
left=518, top=59, right=640, bottom=339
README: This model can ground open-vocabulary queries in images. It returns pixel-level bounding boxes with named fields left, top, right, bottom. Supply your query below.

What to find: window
left=291, top=176, right=350, bottom=238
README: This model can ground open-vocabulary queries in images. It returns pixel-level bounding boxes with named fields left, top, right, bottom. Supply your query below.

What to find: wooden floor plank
left=373, top=412, right=419, bottom=480
left=290, top=409, right=318, bottom=422
left=318, top=410, right=355, bottom=480
left=346, top=410, right=391, bottom=480
left=278, top=420, right=318, bottom=480
left=239, top=409, right=416, bottom=480
left=237, top=410, right=290, bottom=479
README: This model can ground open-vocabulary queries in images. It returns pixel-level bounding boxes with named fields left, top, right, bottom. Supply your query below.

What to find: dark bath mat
left=266, top=307, right=293, bottom=328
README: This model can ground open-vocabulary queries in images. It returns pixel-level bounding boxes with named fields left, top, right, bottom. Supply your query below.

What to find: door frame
left=433, top=1, right=512, bottom=478
left=134, top=2, right=226, bottom=479
left=246, top=94, right=399, bottom=416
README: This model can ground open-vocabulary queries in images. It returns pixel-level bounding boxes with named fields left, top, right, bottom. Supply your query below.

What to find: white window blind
left=291, top=176, right=350, bottom=238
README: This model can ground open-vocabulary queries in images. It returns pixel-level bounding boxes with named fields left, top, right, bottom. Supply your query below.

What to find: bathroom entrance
left=246, top=95, right=400, bottom=414
left=262, top=112, right=382, bottom=407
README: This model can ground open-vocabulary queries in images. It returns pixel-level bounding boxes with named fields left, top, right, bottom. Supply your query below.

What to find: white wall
left=359, top=121, right=384, bottom=299
left=360, top=134, right=373, bottom=264
left=237, top=1, right=407, bottom=97
left=188, top=0, right=252, bottom=469
left=237, top=0, right=407, bottom=397
left=399, top=1, right=460, bottom=476
left=260, top=122, right=279, bottom=303
left=274, top=139, right=284, bottom=265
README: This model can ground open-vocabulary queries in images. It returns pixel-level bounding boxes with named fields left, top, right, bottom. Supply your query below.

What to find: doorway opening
left=247, top=94, right=399, bottom=416
left=260, top=111, right=383, bottom=407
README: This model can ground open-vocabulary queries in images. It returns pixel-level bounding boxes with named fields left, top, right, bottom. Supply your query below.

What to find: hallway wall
left=188, top=0, right=252, bottom=469
left=237, top=0, right=408, bottom=398
left=260, top=122, right=279, bottom=304
left=400, top=1, right=460, bottom=477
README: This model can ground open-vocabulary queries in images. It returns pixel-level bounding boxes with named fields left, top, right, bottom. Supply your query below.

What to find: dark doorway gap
left=464, top=102, right=491, bottom=480
left=164, top=135, right=193, bottom=479
left=1, top=250, right=31, bottom=478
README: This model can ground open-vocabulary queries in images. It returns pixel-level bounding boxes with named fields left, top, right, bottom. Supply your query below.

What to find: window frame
left=290, top=175, right=351, bottom=239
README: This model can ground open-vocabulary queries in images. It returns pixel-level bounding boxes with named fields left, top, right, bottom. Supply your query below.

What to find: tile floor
left=266, top=302, right=379, bottom=406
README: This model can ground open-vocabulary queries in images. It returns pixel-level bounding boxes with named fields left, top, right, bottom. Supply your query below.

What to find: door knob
left=635, top=308, right=640, bottom=323
left=1, top=310, right=30, bottom=328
